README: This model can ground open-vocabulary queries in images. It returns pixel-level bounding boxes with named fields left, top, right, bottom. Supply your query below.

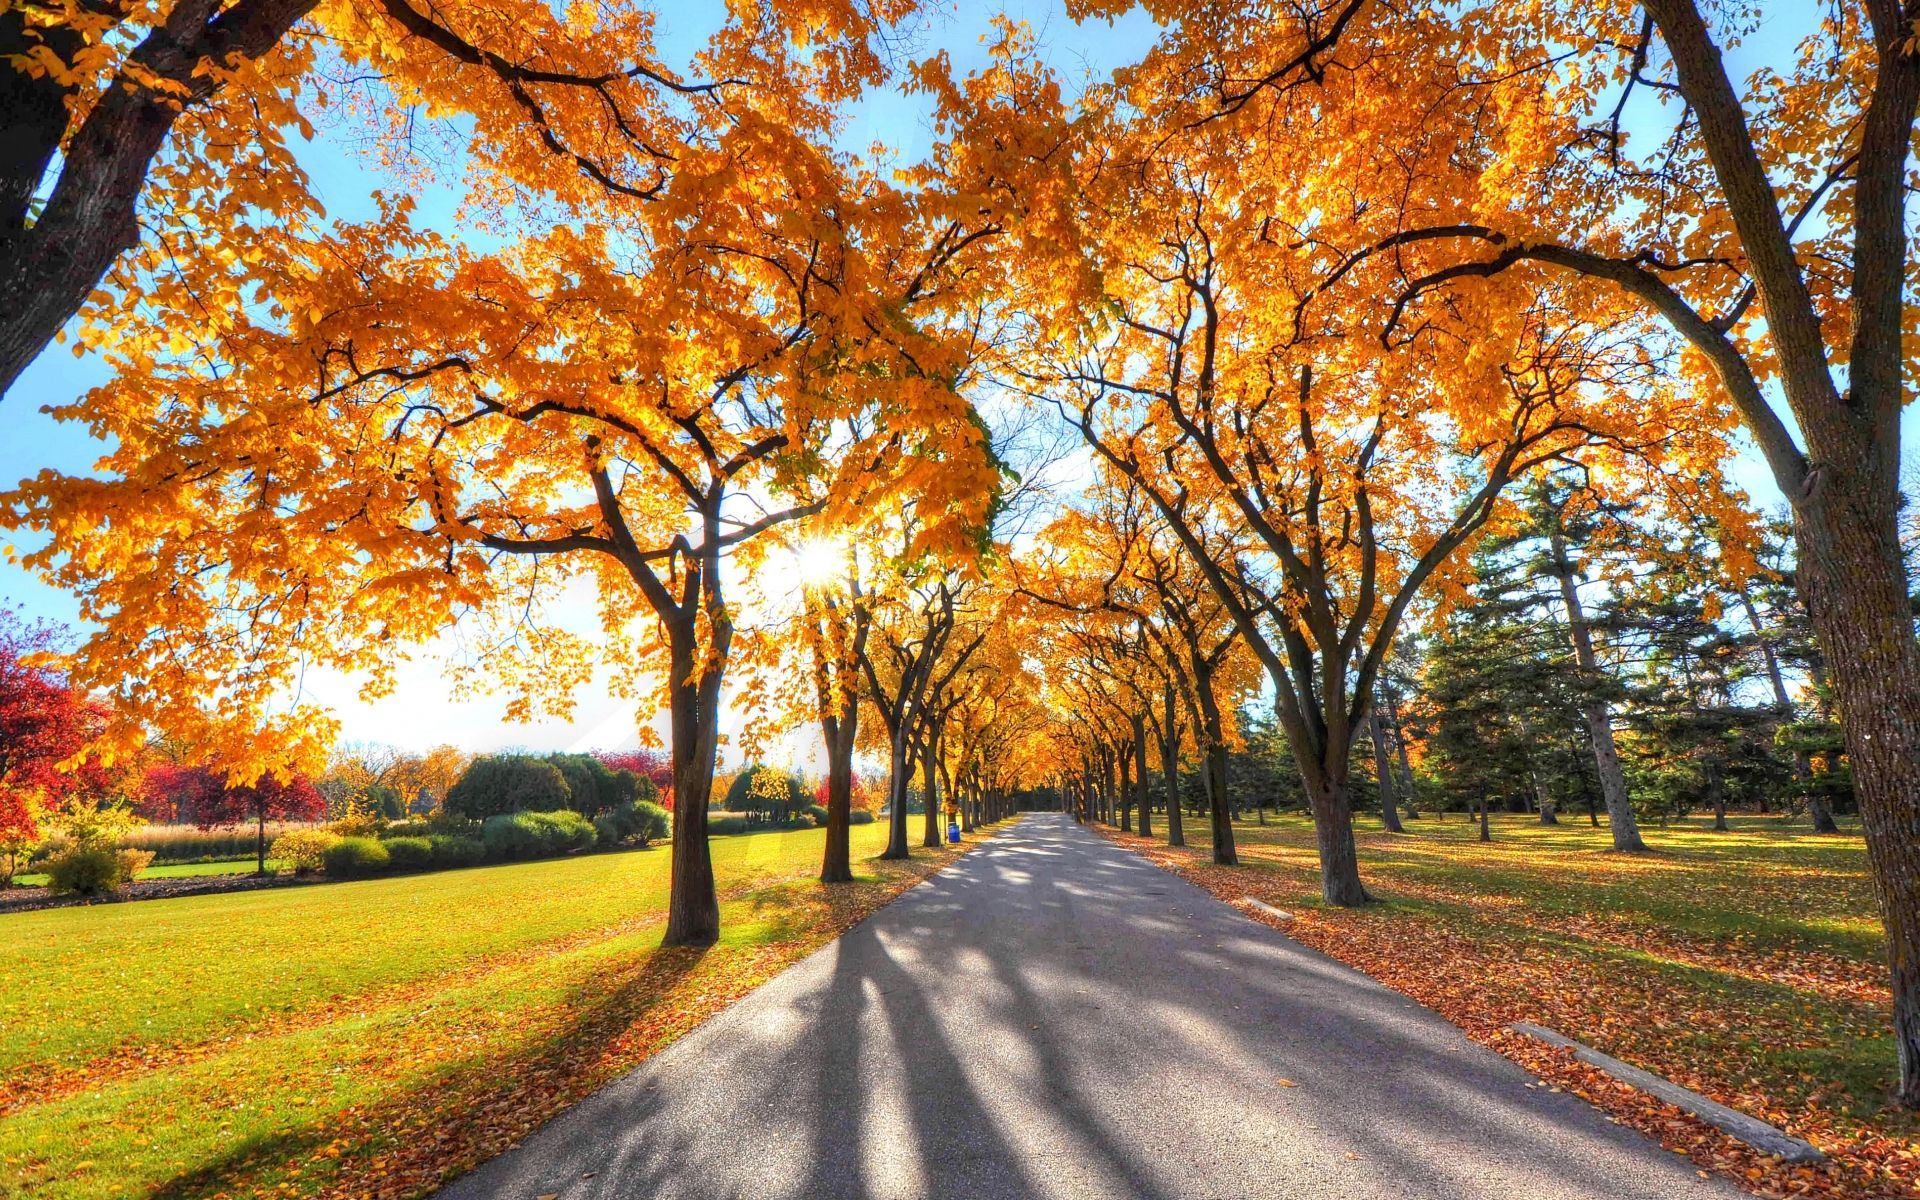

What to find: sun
left=784, top=536, right=850, bottom=590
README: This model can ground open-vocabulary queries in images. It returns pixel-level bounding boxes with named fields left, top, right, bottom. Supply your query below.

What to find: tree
left=1162, top=0, right=1920, bottom=1102
left=443, top=756, right=572, bottom=821
left=595, top=749, right=676, bottom=812
left=6, top=16, right=1007, bottom=948
left=1000, top=60, right=1730, bottom=899
left=723, top=766, right=808, bottom=824
left=547, top=753, right=647, bottom=818
left=0, top=609, right=123, bottom=880
left=146, top=764, right=325, bottom=874
left=0, top=0, right=920, bottom=397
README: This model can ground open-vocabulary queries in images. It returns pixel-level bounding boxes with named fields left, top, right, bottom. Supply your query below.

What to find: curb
left=1508, top=1022, right=1823, bottom=1163
left=1235, top=895, right=1296, bottom=921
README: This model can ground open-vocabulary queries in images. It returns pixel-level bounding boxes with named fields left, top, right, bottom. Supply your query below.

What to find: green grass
left=9, top=858, right=282, bottom=889
left=0, top=819, right=959, bottom=1200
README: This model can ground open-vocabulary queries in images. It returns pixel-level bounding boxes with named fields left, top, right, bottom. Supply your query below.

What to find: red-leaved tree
left=594, top=749, right=675, bottom=812
left=142, top=764, right=325, bottom=875
left=1, top=609, right=121, bottom=881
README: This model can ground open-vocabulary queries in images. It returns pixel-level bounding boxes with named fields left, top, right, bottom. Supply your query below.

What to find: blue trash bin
left=947, top=819, right=961, bottom=844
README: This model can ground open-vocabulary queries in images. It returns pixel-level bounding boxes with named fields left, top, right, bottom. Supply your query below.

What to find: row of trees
left=2, top=0, right=1917, bottom=1102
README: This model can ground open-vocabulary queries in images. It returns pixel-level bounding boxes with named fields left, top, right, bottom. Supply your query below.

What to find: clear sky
left=0, top=1, right=1899, bottom=761
left=0, top=1, right=1161, bottom=761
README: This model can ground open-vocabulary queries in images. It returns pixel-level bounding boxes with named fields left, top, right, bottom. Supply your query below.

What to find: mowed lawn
left=1111, top=811, right=1919, bottom=1198
left=0, top=820, right=984, bottom=1200
left=12, top=858, right=283, bottom=888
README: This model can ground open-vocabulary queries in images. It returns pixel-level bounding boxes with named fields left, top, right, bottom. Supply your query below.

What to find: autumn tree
left=995, top=61, right=1734, bottom=900
left=0, top=609, right=124, bottom=882
left=5, top=11, right=1003, bottom=947
left=0, top=1, right=929, bottom=397
left=1124, top=0, right=1920, bottom=1101
left=142, top=763, right=325, bottom=874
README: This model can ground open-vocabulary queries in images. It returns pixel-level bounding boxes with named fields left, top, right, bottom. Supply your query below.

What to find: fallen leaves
left=1100, top=822, right=1920, bottom=1200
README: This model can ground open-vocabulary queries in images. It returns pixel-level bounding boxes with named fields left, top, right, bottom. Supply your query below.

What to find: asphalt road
left=436, top=813, right=1740, bottom=1200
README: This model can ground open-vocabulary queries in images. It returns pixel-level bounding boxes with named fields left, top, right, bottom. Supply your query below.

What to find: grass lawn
left=1106, top=810, right=1917, bottom=1200
left=10, top=858, right=283, bottom=889
left=0, top=820, right=994, bottom=1200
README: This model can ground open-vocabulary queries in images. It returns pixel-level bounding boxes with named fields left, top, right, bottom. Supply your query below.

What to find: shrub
left=708, top=814, right=749, bottom=836
left=630, top=800, right=670, bottom=845
left=382, top=836, right=434, bottom=871
left=723, top=765, right=809, bottom=822
left=481, top=812, right=543, bottom=861
left=446, top=756, right=572, bottom=819
left=847, top=809, right=876, bottom=825
left=781, top=813, right=817, bottom=830
left=271, top=829, right=340, bottom=876
left=536, top=810, right=597, bottom=853
left=428, top=834, right=486, bottom=868
left=380, top=820, right=435, bottom=840
left=44, top=845, right=153, bottom=896
left=322, top=836, right=391, bottom=878
left=592, top=812, right=623, bottom=846
left=805, top=803, right=829, bottom=825
left=328, top=803, right=385, bottom=839
left=481, top=810, right=597, bottom=861
left=594, top=799, right=670, bottom=848
left=546, top=754, right=649, bottom=817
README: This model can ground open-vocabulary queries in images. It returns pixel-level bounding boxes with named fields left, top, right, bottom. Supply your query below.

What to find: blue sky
left=0, top=1, right=1896, bottom=756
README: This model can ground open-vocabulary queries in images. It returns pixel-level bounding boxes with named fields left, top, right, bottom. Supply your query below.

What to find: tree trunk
left=1517, top=717, right=1556, bottom=824
left=881, top=723, right=914, bottom=859
left=662, top=630, right=722, bottom=946
left=1304, top=771, right=1369, bottom=904
left=1160, top=684, right=1185, bottom=847
left=820, top=712, right=856, bottom=884
left=1133, top=713, right=1153, bottom=840
left=256, top=807, right=266, bottom=876
left=1551, top=531, right=1648, bottom=851
left=1387, top=689, right=1419, bottom=816
left=1794, top=485, right=1920, bottom=1106
left=921, top=729, right=943, bottom=849
left=1203, top=741, right=1236, bottom=865
left=1478, top=798, right=1491, bottom=843
left=1118, top=738, right=1133, bottom=833
left=1368, top=703, right=1404, bottom=833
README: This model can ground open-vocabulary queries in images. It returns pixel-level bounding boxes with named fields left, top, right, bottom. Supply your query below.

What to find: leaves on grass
left=1101, top=822, right=1920, bottom=1200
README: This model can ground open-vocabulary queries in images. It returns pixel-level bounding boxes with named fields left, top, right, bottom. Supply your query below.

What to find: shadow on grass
left=148, top=942, right=715, bottom=1200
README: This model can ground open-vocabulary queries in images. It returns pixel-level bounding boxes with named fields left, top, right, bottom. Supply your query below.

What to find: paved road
left=438, top=813, right=1739, bottom=1200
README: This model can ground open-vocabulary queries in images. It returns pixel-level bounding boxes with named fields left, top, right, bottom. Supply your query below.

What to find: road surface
left=436, top=813, right=1739, bottom=1200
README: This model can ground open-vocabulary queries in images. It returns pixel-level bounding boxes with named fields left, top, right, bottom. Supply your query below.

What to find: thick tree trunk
left=1795, top=486, right=1920, bottom=1107
left=1204, top=741, right=1236, bottom=865
left=1133, top=713, right=1153, bottom=840
left=820, top=713, right=856, bottom=884
left=1118, top=739, right=1133, bottom=833
left=1552, top=532, right=1648, bottom=851
left=1368, top=704, right=1404, bottom=834
left=663, top=632, right=722, bottom=946
left=1478, top=798, right=1491, bottom=843
left=1304, top=771, right=1369, bottom=904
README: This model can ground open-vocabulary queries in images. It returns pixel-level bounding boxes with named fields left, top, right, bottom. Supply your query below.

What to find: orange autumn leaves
left=6, top=3, right=1010, bottom=781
